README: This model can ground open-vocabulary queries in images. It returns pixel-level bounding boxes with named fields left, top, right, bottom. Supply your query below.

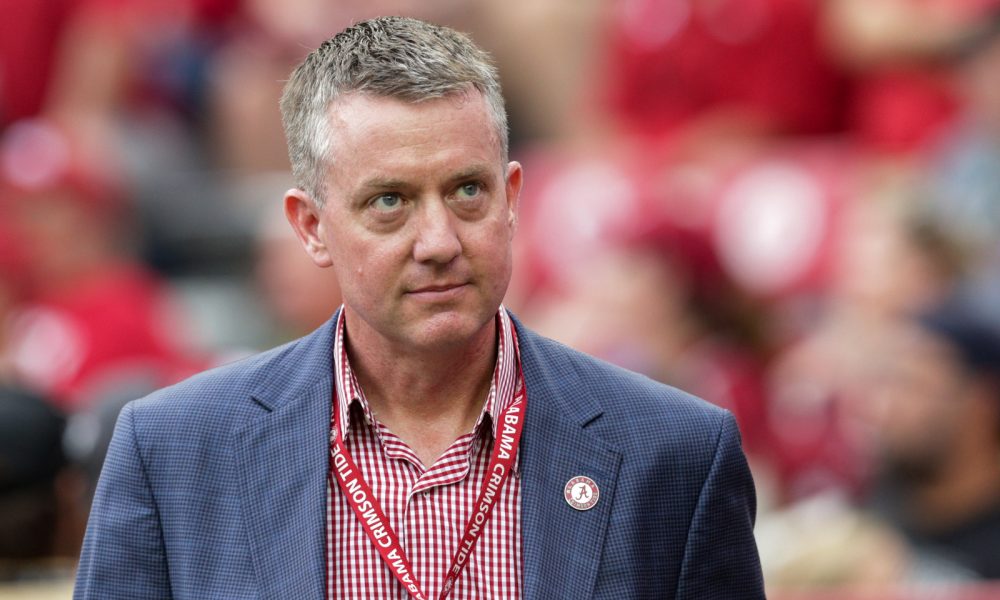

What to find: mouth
left=406, top=282, right=470, bottom=301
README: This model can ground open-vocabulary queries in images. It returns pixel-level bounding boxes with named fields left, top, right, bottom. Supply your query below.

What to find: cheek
left=341, top=241, right=410, bottom=298
left=328, top=225, right=387, bottom=274
left=469, top=221, right=513, bottom=273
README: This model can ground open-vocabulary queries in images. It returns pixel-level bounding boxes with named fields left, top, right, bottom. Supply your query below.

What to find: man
left=865, top=301, right=1000, bottom=579
left=75, top=17, right=763, bottom=599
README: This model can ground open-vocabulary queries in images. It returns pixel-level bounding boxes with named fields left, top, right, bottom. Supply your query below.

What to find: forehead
left=323, top=91, right=503, bottom=188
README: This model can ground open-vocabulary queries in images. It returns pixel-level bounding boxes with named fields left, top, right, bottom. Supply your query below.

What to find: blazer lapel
left=516, top=323, right=623, bottom=600
left=232, top=321, right=336, bottom=599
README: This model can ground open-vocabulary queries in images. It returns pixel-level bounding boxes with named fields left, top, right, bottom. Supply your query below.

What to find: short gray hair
left=280, top=16, right=508, bottom=204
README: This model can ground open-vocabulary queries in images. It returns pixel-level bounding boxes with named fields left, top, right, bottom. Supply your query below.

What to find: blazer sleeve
left=674, top=412, right=765, bottom=599
left=74, top=403, right=172, bottom=600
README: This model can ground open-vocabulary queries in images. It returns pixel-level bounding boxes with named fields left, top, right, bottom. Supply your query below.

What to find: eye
left=455, top=182, right=482, bottom=200
left=370, top=193, right=403, bottom=212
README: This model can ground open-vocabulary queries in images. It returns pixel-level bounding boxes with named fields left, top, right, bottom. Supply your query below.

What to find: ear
left=284, top=188, right=333, bottom=268
left=504, top=161, right=523, bottom=231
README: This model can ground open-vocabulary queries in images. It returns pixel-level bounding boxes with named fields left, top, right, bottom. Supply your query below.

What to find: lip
left=406, top=282, right=469, bottom=301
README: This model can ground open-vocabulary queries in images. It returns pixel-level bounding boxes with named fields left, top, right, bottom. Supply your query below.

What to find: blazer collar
left=246, top=310, right=340, bottom=412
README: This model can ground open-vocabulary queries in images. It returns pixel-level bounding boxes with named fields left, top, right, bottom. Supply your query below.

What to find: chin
left=405, top=310, right=495, bottom=350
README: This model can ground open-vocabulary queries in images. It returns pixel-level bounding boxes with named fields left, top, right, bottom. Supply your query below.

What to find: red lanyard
left=328, top=341, right=527, bottom=600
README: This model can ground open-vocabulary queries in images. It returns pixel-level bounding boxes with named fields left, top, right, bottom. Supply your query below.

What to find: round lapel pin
left=564, top=476, right=599, bottom=511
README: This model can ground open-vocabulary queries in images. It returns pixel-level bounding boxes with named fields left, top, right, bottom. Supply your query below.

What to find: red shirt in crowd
left=604, top=0, right=847, bottom=140
left=5, top=263, right=206, bottom=412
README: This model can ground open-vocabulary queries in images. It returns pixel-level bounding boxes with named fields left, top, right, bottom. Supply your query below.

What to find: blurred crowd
left=2, top=0, right=1000, bottom=597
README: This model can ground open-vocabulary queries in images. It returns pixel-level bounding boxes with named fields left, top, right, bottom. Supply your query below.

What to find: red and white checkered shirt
left=326, top=307, right=522, bottom=599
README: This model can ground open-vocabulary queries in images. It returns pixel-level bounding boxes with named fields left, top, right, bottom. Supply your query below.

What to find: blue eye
left=456, top=182, right=482, bottom=199
left=371, top=193, right=402, bottom=211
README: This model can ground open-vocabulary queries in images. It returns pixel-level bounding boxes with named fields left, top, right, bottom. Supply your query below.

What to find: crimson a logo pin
left=564, top=476, right=599, bottom=511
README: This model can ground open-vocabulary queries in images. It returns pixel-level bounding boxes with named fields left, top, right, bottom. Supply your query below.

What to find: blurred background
left=2, top=0, right=1000, bottom=597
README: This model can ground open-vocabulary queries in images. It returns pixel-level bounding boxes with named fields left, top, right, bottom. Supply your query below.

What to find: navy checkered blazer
left=75, top=313, right=765, bottom=599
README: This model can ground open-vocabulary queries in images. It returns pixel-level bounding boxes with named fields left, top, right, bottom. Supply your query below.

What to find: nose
left=412, top=199, right=462, bottom=265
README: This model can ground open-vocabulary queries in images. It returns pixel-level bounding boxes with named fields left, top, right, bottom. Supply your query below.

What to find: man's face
left=863, top=324, right=970, bottom=482
left=286, top=91, right=521, bottom=353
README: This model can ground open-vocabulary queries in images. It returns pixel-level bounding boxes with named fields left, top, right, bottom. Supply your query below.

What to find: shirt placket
left=330, top=307, right=520, bottom=599
left=384, top=426, right=481, bottom=598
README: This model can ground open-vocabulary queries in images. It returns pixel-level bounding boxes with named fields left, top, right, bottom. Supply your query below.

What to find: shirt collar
left=332, top=306, right=520, bottom=444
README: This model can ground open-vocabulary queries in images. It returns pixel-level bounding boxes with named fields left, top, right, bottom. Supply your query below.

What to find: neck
left=343, top=312, right=499, bottom=467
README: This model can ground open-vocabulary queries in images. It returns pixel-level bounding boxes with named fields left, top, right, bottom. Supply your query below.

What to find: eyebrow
left=357, top=164, right=495, bottom=191
left=448, top=164, right=493, bottom=183
left=359, top=177, right=410, bottom=191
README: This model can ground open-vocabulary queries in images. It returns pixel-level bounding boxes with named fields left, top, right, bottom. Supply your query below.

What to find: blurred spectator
left=928, top=69, right=1000, bottom=256
left=764, top=190, right=968, bottom=501
left=0, top=213, right=68, bottom=575
left=757, top=494, right=912, bottom=588
left=468, top=0, right=606, bottom=147
left=831, top=185, right=965, bottom=320
left=45, top=0, right=242, bottom=132
left=522, top=241, right=771, bottom=454
left=822, top=0, right=997, bottom=154
left=254, top=196, right=341, bottom=341
left=42, top=0, right=247, bottom=275
left=602, top=0, right=848, bottom=157
left=0, top=119, right=207, bottom=413
left=0, top=385, right=68, bottom=578
left=925, top=8, right=1000, bottom=330
left=205, top=0, right=335, bottom=176
left=861, top=300, right=1000, bottom=579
